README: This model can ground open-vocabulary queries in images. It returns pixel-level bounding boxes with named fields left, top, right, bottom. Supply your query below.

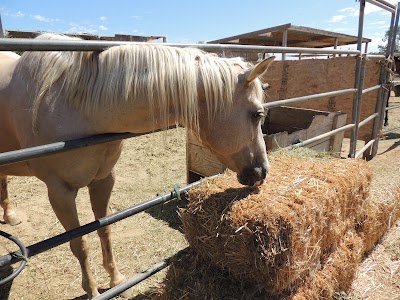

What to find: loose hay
left=180, top=151, right=373, bottom=295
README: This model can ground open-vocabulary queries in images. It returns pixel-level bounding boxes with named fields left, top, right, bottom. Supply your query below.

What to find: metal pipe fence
left=286, top=124, right=356, bottom=150
left=0, top=176, right=215, bottom=268
left=263, top=88, right=357, bottom=109
left=0, top=37, right=362, bottom=55
left=358, top=113, right=379, bottom=128
left=0, top=0, right=398, bottom=298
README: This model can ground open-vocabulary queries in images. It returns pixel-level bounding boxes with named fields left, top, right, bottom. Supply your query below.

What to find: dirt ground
left=0, top=96, right=400, bottom=300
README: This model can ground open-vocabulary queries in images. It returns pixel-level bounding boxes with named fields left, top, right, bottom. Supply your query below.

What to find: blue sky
left=0, top=0, right=398, bottom=53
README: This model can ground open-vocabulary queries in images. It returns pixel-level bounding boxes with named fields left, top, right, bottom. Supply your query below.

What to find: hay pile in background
left=154, top=150, right=400, bottom=299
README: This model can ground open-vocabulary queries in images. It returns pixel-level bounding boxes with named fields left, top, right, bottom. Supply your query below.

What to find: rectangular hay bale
left=154, top=230, right=364, bottom=300
left=180, top=151, right=372, bottom=294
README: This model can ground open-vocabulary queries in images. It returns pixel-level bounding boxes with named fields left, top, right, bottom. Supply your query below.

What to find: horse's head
left=198, top=56, right=275, bottom=186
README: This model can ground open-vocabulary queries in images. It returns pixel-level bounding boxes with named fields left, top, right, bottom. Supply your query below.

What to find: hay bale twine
left=180, top=151, right=372, bottom=294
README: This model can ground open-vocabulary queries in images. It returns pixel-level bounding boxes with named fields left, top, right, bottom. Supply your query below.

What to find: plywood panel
left=261, top=56, right=382, bottom=141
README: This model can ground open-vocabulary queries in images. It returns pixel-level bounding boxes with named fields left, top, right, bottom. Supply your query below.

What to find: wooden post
left=282, top=29, right=288, bottom=61
left=333, top=38, right=338, bottom=58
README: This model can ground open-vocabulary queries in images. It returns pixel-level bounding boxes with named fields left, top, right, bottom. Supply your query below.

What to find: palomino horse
left=0, top=34, right=274, bottom=298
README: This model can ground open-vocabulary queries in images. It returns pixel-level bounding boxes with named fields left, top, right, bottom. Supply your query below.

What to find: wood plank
left=267, top=106, right=330, bottom=133
left=285, top=114, right=334, bottom=145
left=265, top=132, right=288, bottom=151
left=187, top=143, right=225, bottom=177
left=329, top=113, right=347, bottom=156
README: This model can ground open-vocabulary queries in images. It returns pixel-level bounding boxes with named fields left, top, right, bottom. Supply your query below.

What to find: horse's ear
left=246, top=56, right=275, bottom=83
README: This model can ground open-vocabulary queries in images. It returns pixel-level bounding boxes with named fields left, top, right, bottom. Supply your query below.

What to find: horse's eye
left=252, top=111, right=265, bottom=122
left=262, top=83, right=270, bottom=91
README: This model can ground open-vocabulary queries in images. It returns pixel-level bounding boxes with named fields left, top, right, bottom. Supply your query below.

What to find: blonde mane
left=20, top=33, right=254, bottom=133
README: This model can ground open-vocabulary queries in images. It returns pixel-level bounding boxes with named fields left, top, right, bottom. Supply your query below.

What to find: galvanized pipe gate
left=0, top=0, right=399, bottom=298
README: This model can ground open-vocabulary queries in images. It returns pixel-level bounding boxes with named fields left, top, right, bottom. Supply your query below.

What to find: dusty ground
left=0, top=96, right=399, bottom=300
left=348, top=96, right=400, bottom=300
left=0, top=128, right=189, bottom=300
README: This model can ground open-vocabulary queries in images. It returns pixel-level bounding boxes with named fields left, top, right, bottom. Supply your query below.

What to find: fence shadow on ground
left=68, top=288, right=109, bottom=300
left=0, top=266, right=16, bottom=300
left=129, top=292, right=154, bottom=300
left=144, top=194, right=188, bottom=232
left=384, top=132, right=400, bottom=140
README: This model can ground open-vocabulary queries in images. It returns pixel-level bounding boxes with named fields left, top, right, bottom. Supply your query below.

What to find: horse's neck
left=85, top=98, right=181, bottom=134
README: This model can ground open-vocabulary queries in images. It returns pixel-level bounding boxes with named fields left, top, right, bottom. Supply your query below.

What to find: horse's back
left=0, top=52, right=20, bottom=88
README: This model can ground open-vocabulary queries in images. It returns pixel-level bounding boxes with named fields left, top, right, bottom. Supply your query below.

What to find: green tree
left=377, top=28, right=400, bottom=54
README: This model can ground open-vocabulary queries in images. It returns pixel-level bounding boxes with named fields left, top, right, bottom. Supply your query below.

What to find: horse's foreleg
left=0, top=175, right=22, bottom=225
left=384, top=92, right=390, bottom=126
left=88, top=171, right=126, bottom=293
left=47, top=180, right=99, bottom=299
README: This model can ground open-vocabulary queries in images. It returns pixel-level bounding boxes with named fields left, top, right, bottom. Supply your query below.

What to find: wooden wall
left=260, top=56, right=382, bottom=141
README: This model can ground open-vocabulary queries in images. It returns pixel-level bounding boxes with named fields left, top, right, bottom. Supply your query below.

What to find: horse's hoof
left=4, top=213, right=22, bottom=226
left=110, top=275, right=132, bottom=298
left=85, top=287, right=100, bottom=299
left=88, top=291, right=100, bottom=300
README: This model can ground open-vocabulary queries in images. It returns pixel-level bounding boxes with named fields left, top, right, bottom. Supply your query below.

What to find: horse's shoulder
left=0, top=51, right=20, bottom=60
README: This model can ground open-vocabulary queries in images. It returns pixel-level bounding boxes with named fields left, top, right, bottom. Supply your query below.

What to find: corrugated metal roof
left=208, top=23, right=371, bottom=48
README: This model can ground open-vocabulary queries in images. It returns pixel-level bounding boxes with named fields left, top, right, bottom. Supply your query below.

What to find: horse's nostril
left=254, top=166, right=267, bottom=179
left=238, top=165, right=268, bottom=186
left=262, top=167, right=267, bottom=178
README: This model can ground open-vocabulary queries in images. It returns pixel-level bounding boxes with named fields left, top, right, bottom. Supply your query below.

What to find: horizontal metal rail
left=92, top=248, right=188, bottom=300
left=0, top=132, right=140, bottom=166
left=366, top=0, right=396, bottom=12
left=263, top=88, right=357, bottom=109
left=0, top=126, right=176, bottom=166
left=0, top=176, right=217, bottom=268
left=286, top=123, right=355, bottom=150
left=358, top=113, right=378, bottom=128
left=355, top=139, right=376, bottom=159
left=367, top=54, right=388, bottom=59
left=386, top=104, right=400, bottom=111
left=0, top=38, right=362, bottom=55
left=362, top=85, right=381, bottom=94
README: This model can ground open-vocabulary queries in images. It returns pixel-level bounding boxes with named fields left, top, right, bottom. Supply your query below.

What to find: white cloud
left=13, top=11, right=25, bottom=17
left=329, top=15, right=346, bottom=23
left=339, top=4, right=389, bottom=17
left=67, top=22, right=97, bottom=34
left=100, top=16, right=107, bottom=22
left=339, top=7, right=359, bottom=17
left=369, top=21, right=386, bottom=25
left=132, top=15, right=142, bottom=20
left=33, top=14, right=50, bottom=22
left=1, top=9, right=26, bottom=18
left=368, top=37, right=385, bottom=53
left=99, top=25, right=108, bottom=31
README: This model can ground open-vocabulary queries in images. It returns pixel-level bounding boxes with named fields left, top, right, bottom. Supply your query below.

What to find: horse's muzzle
left=237, top=165, right=268, bottom=187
